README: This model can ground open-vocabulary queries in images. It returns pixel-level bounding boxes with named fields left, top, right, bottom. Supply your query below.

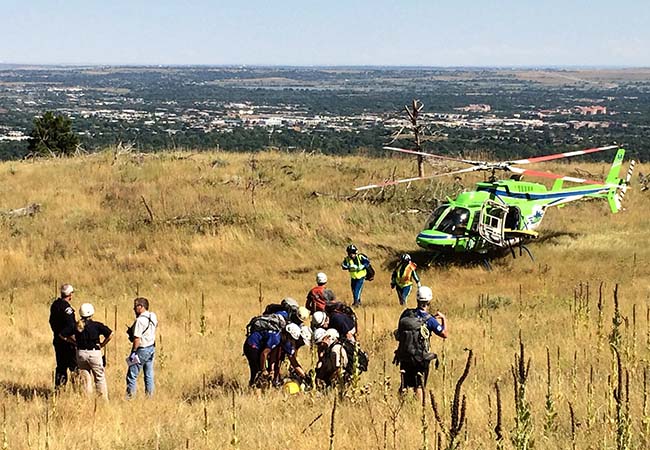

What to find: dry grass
left=0, top=149, right=649, bottom=449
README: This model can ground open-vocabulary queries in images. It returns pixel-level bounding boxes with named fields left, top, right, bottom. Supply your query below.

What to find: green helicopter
left=356, top=145, right=635, bottom=261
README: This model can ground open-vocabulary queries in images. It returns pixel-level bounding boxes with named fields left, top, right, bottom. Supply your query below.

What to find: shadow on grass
left=0, top=381, right=51, bottom=400
left=182, top=372, right=244, bottom=404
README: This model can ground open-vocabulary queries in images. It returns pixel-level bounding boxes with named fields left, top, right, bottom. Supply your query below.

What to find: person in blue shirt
left=341, top=244, right=370, bottom=307
left=271, top=324, right=309, bottom=385
left=243, top=323, right=308, bottom=387
left=395, top=285, right=448, bottom=402
left=243, top=328, right=282, bottom=387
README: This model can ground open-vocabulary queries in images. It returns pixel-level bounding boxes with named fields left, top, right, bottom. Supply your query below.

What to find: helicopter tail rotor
left=609, top=156, right=636, bottom=213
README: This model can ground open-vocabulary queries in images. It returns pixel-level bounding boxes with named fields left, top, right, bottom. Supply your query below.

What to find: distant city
left=1, top=66, right=649, bottom=160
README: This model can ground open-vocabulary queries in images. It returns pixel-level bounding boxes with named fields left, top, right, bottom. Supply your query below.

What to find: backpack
left=307, top=286, right=329, bottom=312
left=394, top=309, right=436, bottom=366
left=365, top=262, right=375, bottom=282
left=264, top=300, right=302, bottom=324
left=340, top=339, right=369, bottom=374
left=263, top=303, right=286, bottom=315
left=246, top=313, right=286, bottom=336
left=325, top=302, right=357, bottom=325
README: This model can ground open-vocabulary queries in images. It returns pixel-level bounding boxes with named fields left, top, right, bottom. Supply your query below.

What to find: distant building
left=455, top=104, right=491, bottom=113
left=576, top=105, right=607, bottom=115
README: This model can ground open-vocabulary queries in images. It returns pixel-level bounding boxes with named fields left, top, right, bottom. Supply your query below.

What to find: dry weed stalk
left=493, top=381, right=504, bottom=450
left=199, top=292, right=207, bottom=336
left=329, top=396, right=337, bottom=450
left=230, top=391, right=239, bottom=448
left=2, top=405, right=8, bottom=450
left=544, top=347, right=557, bottom=434
left=511, top=336, right=533, bottom=450
left=642, top=367, right=650, bottom=448
left=430, top=349, right=472, bottom=450
left=568, top=401, right=577, bottom=450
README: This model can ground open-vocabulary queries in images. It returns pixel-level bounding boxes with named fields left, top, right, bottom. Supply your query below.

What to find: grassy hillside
left=0, top=149, right=648, bottom=449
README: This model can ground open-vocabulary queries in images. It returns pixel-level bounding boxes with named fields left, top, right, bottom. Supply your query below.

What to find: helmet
left=313, top=328, right=327, bottom=344
left=281, top=297, right=299, bottom=308
left=61, top=284, right=74, bottom=296
left=316, top=272, right=328, bottom=284
left=416, top=286, right=433, bottom=303
left=300, top=326, right=313, bottom=346
left=283, top=380, right=301, bottom=395
left=297, top=307, right=310, bottom=323
left=400, top=253, right=411, bottom=263
left=312, top=311, right=327, bottom=327
left=346, top=244, right=358, bottom=254
left=325, top=328, right=340, bottom=341
left=79, top=303, right=94, bottom=318
left=285, top=323, right=302, bottom=340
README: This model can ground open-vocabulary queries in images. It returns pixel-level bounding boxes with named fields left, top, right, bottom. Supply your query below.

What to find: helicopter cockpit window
left=436, top=207, right=470, bottom=236
left=424, top=205, right=449, bottom=230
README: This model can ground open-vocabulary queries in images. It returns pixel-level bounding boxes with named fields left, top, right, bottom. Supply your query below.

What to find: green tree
left=28, top=111, right=80, bottom=157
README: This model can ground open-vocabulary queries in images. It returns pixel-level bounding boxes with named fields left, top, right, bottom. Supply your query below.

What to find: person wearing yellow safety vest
left=391, top=254, right=421, bottom=305
left=341, top=244, right=370, bottom=307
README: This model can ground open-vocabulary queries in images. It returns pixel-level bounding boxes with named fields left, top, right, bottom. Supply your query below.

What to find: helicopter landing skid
left=507, top=241, right=534, bottom=262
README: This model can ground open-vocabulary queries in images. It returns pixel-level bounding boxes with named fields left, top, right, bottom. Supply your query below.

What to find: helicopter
left=356, top=144, right=635, bottom=262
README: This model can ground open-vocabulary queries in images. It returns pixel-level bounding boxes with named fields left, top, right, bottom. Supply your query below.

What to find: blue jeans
left=396, top=284, right=413, bottom=305
left=351, top=277, right=365, bottom=305
left=126, top=345, right=155, bottom=398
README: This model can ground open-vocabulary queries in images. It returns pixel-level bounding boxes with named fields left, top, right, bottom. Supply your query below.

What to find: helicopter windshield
left=435, top=207, right=470, bottom=236
left=424, top=205, right=449, bottom=230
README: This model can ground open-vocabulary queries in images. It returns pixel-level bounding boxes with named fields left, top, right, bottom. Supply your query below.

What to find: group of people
left=243, top=244, right=448, bottom=397
left=48, top=244, right=447, bottom=400
left=49, top=284, right=158, bottom=400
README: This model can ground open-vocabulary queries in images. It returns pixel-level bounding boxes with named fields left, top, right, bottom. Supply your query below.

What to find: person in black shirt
left=49, top=284, right=77, bottom=389
left=61, top=303, right=113, bottom=399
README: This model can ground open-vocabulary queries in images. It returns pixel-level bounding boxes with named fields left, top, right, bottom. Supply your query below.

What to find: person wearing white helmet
left=306, top=272, right=337, bottom=313
left=315, top=328, right=348, bottom=386
left=311, top=311, right=329, bottom=329
left=60, top=302, right=113, bottom=399
left=341, top=244, right=372, bottom=307
left=49, top=283, right=78, bottom=389
left=394, top=285, right=448, bottom=402
left=391, top=253, right=421, bottom=305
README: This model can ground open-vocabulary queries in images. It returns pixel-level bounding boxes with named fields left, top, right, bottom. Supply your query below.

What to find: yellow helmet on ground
left=283, top=380, right=301, bottom=395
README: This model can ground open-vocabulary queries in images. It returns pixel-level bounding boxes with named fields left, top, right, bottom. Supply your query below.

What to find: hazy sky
left=1, top=0, right=648, bottom=66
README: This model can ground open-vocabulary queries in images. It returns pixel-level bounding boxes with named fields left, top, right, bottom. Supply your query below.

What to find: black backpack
left=325, top=302, right=357, bottom=325
left=246, top=314, right=286, bottom=336
left=263, top=299, right=302, bottom=324
left=394, top=309, right=436, bottom=366
left=365, top=263, right=376, bottom=281
left=341, top=339, right=368, bottom=374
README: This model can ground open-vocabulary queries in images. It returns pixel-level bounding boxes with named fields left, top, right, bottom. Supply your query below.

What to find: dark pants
left=54, top=340, right=77, bottom=388
left=400, top=361, right=430, bottom=390
left=243, top=343, right=261, bottom=387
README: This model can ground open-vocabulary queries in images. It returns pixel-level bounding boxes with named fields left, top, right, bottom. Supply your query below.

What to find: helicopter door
left=478, top=200, right=509, bottom=247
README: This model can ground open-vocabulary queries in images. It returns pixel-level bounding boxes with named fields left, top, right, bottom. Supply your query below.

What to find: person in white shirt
left=126, top=297, right=158, bottom=398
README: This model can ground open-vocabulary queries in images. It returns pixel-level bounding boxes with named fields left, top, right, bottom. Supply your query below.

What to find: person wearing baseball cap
left=49, top=284, right=77, bottom=389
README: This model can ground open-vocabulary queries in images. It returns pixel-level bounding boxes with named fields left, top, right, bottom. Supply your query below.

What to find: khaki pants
left=77, top=349, right=108, bottom=399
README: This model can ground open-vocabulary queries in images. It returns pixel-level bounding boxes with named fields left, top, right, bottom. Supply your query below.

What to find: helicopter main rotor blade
left=355, top=166, right=480, bottom=191
left=508, top=145, right=619, bottom=165
left=508, top=167, right=602, bottom=184
left=383, top=146, right=482, bottom=165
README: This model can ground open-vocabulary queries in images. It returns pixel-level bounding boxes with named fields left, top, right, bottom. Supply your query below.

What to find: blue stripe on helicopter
left=477, top=186, right=607, bottom=200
